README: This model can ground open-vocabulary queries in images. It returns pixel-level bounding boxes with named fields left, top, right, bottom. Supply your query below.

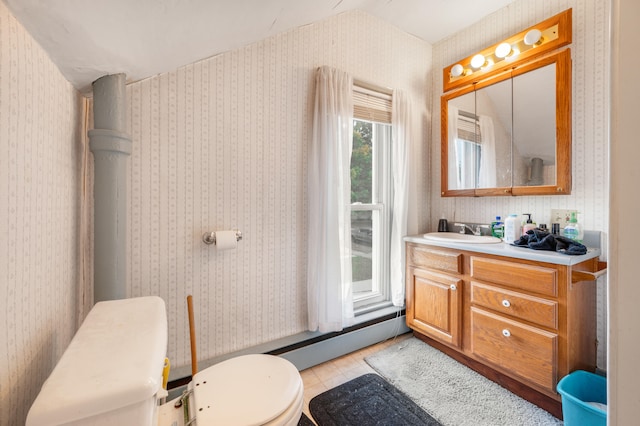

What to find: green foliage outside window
left=351, top=120, right=372, bottom=204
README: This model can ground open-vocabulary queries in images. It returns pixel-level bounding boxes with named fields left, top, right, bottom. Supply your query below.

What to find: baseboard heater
left=168, top=311, right=409, bottom=390
left=273, top=312, right=410, bottom=371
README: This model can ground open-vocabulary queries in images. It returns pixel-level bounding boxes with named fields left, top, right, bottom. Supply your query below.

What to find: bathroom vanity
left=404, top=235, right=604, bottom=417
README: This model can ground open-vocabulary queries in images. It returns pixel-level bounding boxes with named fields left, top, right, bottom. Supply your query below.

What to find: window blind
left=457, top=111, right=481, bottom=143
left=353, top=85, right=392, bottom=123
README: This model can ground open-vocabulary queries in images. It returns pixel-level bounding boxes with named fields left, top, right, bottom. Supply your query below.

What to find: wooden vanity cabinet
left=405, top=242, right=599, bottom=409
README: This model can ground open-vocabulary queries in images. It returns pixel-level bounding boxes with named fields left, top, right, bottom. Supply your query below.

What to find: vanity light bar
left=443, top=8, right=572, bottom=93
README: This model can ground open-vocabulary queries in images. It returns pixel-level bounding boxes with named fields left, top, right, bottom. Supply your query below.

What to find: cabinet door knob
left=502, top=329, right=511, bottom=337
left=502, top=299, right=511, bottom=308
left=450, top=284, right=457, bottom=291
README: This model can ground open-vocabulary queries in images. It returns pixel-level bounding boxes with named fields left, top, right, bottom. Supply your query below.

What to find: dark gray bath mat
left=298, top=412, right=315, bottom=426
left=309, top=373, right=441, bottom=425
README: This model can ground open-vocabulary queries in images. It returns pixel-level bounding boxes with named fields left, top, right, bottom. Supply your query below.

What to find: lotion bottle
left=522, top=213, right=537, bottom=235
left=504, top=214, right=521, bottom=244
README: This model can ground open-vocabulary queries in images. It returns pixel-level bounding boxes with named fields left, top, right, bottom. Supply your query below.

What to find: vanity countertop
left=404, top=234, right=601, bottom=266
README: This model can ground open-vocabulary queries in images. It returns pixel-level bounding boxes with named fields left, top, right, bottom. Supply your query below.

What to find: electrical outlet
left=550, top=209, right=577, bottom=229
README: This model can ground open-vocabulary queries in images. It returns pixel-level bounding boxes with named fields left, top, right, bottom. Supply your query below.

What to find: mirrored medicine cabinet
left=440, top=9, right=572, bottom=197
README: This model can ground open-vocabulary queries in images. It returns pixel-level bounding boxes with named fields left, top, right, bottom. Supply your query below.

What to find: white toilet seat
left=158, top=385, right=303, bottom=426
left=184, top=354, right=303, bottom=426
left=261, top=381, right=304, bottom=426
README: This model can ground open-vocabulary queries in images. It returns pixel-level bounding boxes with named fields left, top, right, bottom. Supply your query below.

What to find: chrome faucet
left=454, top=223, right=484, bottom=236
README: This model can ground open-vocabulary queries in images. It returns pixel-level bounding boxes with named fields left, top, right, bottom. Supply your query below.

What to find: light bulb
left=451, top=64, right=464, bottom=77
left=470, top=54, right=486, bottom=69
left=495, top=42, right=512, bottom=59
left=524, top=29, right=543, bottom=46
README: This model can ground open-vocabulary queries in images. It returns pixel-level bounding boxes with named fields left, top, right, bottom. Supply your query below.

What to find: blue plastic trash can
left=557, top=370, right=607, bottom=426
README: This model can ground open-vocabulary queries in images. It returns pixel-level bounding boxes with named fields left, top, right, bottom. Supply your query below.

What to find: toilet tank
left=26, top=296, right=168, bottom=426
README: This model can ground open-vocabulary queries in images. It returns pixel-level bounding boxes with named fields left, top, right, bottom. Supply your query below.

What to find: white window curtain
left=389, top=90, right=413, bottom=307
left=447, top=105, right=460, bottom=189
left=478, top=115, right=497, bottom=188
left=307, top=66, right=355, bottom=333
left=455, top=138, right=478, bottom=189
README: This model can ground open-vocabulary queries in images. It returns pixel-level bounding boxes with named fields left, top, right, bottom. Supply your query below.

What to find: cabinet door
left=407, top=267, right=462, bottom=347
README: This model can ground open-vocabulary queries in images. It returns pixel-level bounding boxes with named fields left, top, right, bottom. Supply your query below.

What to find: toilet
left=26, top=296, right=304, bottom=426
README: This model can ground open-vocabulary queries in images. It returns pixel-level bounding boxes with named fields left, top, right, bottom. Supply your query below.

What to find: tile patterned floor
left=300, top=333, right=412, bottom=424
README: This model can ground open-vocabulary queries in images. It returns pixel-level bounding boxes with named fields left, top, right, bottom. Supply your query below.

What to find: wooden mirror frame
left=441, top=48, right=572, bottom=197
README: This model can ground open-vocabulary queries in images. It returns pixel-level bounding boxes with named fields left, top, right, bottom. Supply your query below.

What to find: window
left=350, top=85, right=393, bottom=312
left=455, top=110, right=482, bottom=188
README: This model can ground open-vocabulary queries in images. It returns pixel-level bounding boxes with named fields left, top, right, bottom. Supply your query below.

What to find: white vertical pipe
left=89, top=74, right=131, bottom=303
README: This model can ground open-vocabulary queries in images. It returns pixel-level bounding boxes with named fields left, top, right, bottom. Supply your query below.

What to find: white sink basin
left=423, top=232, right=502, bottom=244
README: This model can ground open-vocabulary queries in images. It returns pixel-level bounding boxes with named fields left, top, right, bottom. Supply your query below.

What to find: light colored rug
left=365, top=337, right=562, bottom=426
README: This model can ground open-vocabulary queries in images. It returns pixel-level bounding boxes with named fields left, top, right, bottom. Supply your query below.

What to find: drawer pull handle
left=502, top=329, right=511, bottom=337
left=450, top=284, right=457, bottom=291
left=502, top=299, right=511, bottom=308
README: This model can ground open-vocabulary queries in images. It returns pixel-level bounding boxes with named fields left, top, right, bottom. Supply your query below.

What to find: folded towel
left=512, top=229, right=587, bottom=255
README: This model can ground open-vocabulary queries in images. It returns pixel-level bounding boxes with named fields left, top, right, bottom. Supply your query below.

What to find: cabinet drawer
left=409, top=246, right=462, bottom=274
left=470, top=307, right=557, bottom=392
left=470, top=257, right=557, bottom=297
left=470, top=282, right=558, bottom=329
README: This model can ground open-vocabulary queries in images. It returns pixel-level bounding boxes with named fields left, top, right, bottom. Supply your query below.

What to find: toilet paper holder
left=202, top=230, right=243, bottom=245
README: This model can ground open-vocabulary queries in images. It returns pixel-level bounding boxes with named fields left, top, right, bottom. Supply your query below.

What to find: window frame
left=350, top=119, right=393, bottom=313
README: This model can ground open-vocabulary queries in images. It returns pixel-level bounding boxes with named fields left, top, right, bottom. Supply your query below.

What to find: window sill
left=354, top=301, right=401, bottom=323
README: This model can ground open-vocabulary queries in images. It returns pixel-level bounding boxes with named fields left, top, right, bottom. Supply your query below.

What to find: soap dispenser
left=563, top=212, right=583, bottom=242
left=522, top=214, right=536, bottom=235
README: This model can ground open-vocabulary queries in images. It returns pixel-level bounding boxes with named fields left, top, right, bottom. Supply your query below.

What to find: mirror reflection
left=447, top=91, right=476, bottom=190
left=475, top=79, right=512, bottom=189
left=447, top=79, right=513, bottom=191
left=512, top=63, right=556, bottom=186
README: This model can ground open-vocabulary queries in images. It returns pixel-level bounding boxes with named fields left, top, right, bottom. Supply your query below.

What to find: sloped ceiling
left=4, top=0, right=516, bottom=92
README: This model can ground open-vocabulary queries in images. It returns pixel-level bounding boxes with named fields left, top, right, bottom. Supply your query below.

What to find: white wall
left=430, top=0, right=610, bottom=368
left=0, top=2, right=87, bottom=425
left=609, top=0, right=640, bottom=423
left=125, top=10, right=432, bottom=368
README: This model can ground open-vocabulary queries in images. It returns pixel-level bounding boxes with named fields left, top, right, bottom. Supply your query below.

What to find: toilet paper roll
left=216, top=230, right=237, bottom=251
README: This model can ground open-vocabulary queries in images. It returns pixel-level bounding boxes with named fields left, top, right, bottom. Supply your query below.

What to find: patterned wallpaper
left=0, top=2, right=86, bottom=425
left=430, top=0, right=610, bottom=367
left=126, top=10, right=431, bottom=368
